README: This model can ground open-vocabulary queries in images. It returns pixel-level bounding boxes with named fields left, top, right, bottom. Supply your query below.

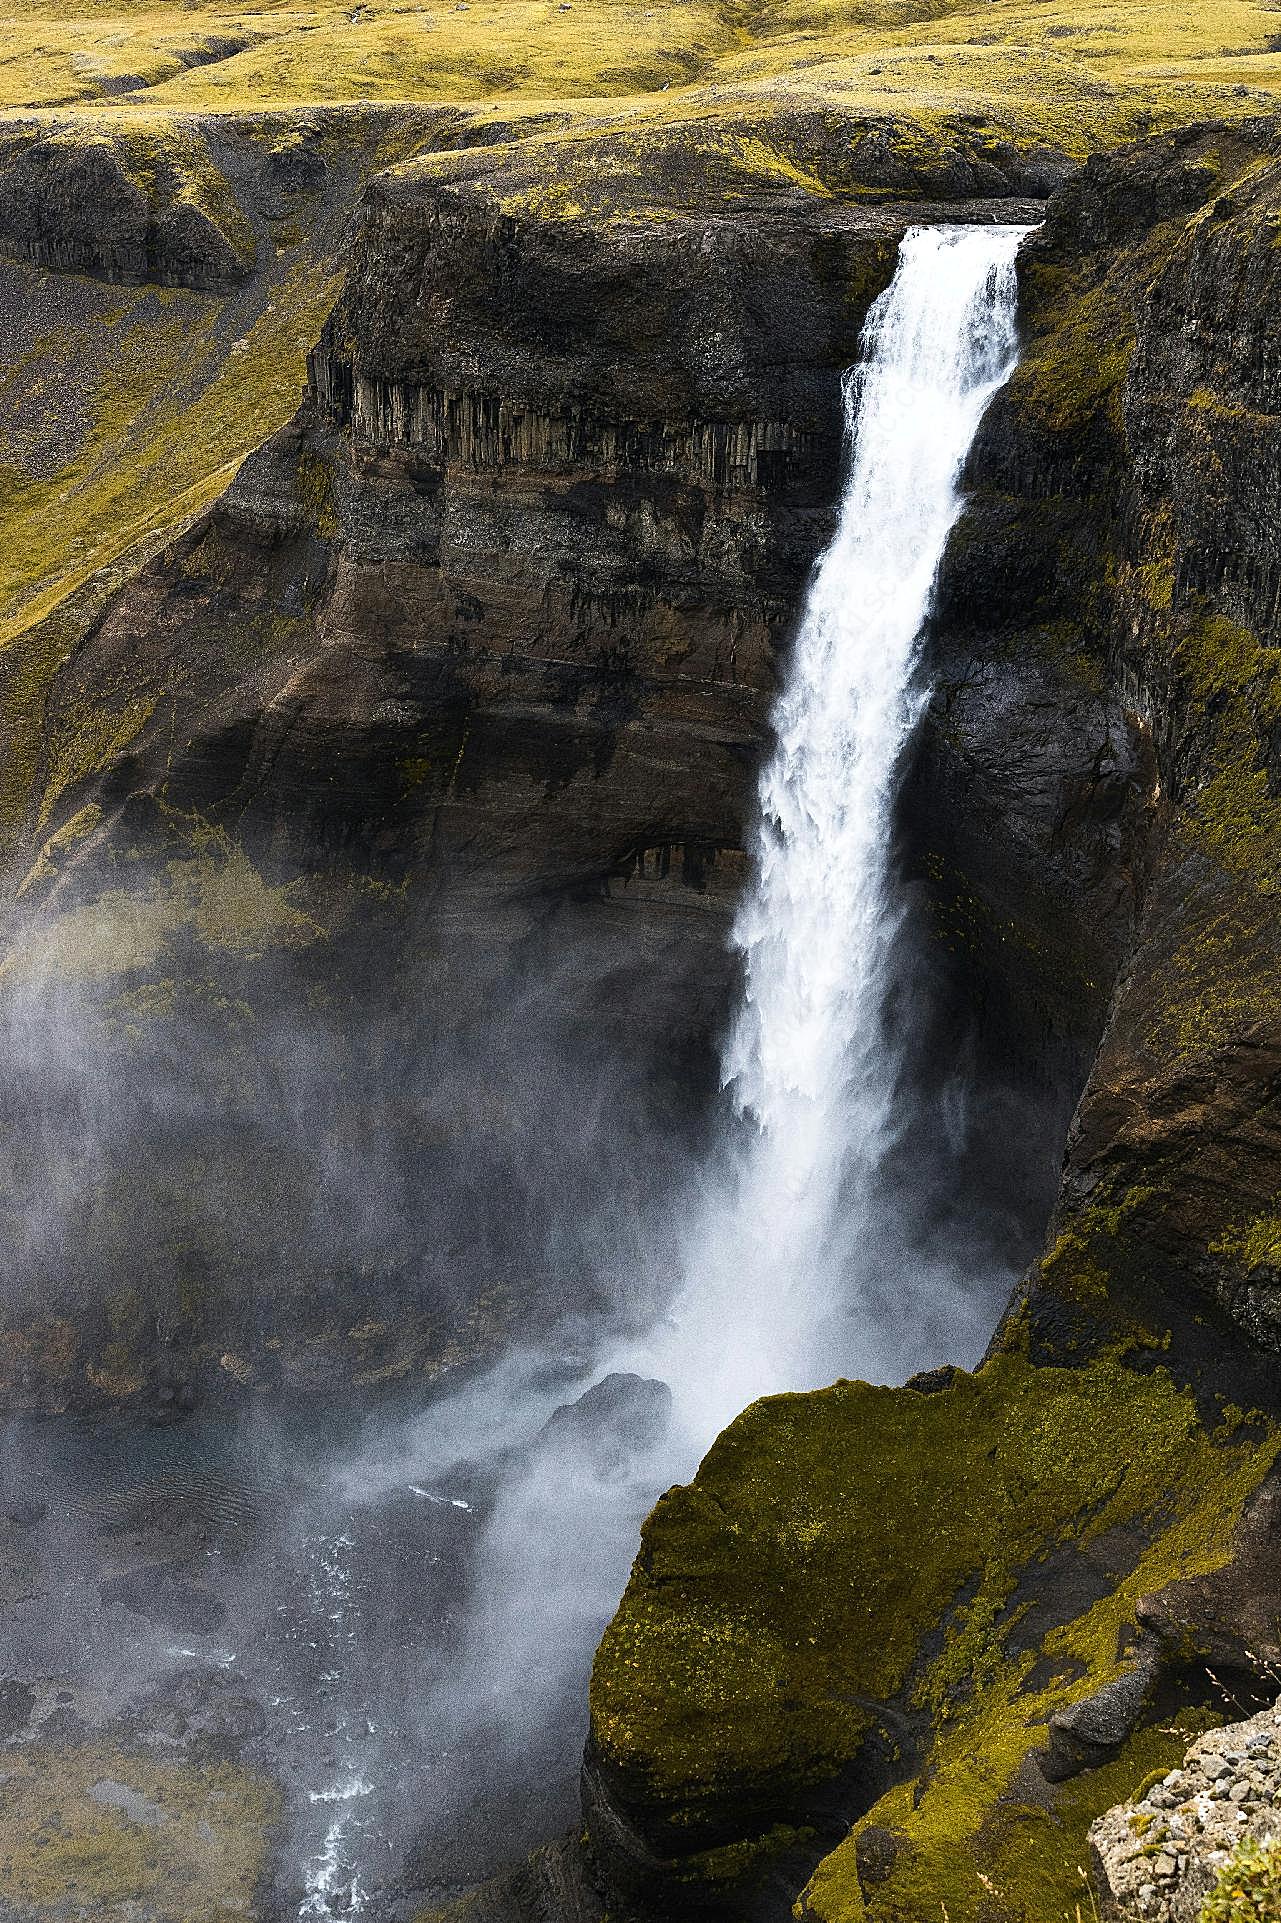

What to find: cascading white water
left=311, top=224, right=1033, bottom=1912
left=643, top=223, right=1032, bottom=1449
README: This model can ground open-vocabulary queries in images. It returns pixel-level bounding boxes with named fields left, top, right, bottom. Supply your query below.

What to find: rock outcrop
left=0, top=121, right=255, bottom=289
left=973, top=119, right=1281, bottom=1374
left=11, top=8, right=1281, bottom=1916
left=1091, top=1700, right=1281, bottom=1921
left=586, top=1357, right=1281, bottom=1922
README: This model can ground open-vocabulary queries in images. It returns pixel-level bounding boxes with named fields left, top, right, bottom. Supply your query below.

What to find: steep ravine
left=0, top=162, right=1047, bottom=1413
left=582, top=119, right=1281, bottom=1923
left=7, top=110, right=1281, bottom=1923
left=0, top=143, right=1077, bottom=1923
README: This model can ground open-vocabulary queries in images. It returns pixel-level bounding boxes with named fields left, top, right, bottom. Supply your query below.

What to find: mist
left=0, top=225, right=1071, bottom=1920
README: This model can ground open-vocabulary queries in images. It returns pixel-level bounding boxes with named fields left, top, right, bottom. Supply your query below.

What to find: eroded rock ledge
left=0, top=120, right=257, bottom=288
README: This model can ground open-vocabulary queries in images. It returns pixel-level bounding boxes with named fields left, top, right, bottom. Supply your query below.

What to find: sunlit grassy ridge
left=1, top=0, right=1281, bottom=115
left=0, top=250, right=340, bottom=641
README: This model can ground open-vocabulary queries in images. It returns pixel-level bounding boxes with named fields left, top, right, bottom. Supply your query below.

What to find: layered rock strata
left=0, top=135, right=1044, bottom=1409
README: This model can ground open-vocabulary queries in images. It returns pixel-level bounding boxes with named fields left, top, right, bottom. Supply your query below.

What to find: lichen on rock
left=1090, top=1699, right=1281, bottom=1922
left=586, top=1348, right=1279, bottom=1920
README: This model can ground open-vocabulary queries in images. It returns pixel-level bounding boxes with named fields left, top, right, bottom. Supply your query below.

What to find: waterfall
left=646, top=223, right=1032, bottom=1449
left=317, top=227, right=1033, bottom=1905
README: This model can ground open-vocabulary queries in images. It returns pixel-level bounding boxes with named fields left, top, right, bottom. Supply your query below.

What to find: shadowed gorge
left=6, top=9, right=1281, bottom=1923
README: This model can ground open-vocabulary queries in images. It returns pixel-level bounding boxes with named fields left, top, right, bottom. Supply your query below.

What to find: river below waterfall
left=0, top=1365, right=655, bottom=1920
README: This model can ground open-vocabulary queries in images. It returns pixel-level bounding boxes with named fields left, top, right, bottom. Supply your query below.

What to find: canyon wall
left=583, top=118, right=1281, bottom=1923
left=10, top=97, right=1281, bottom=1923
left=0, top=119, right=1051, bottom=1410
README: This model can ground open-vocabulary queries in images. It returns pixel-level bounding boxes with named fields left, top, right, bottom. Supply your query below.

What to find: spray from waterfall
left=300, top=222, right=1034, bottom=1913
left=638, top=223, right=1031, bottom=1450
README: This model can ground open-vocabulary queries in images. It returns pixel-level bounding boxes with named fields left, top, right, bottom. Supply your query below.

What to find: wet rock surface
left=965, top=117, right=1281, bottom=1373
left=9, top=74, right=1281, bottom=1923
left=536, top=1374, right=672, bottom=1476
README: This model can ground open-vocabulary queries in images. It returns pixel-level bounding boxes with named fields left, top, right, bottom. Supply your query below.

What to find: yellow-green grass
left=19, top=0, right=1279, bottom=245
left=2, top=0, right=1281, bottom=118
left=0, top=1740, right=280, bottom=1920
left=0, top=13, right=278, bottom=109
left=0, top=161, right=346, bottom=865
left=1, top=0, right=1279, bottom=874
left=0, top=823, right=326, bottom=985
left=593, top=1347, right=1279, bottom=1921
left=0, top=251, right=340, bottom=648
left=140, top=3, right=740, bottom=108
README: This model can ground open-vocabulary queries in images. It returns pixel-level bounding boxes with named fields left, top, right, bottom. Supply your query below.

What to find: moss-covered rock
left=889, top=120, right=1281, bottom=1374
left=587, top=1349, right=1278, bottom=1919
left=0, top=1739, right=281, bottom=1921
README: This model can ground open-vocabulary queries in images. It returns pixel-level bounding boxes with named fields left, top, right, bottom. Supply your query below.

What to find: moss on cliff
left=803, top=1716, right=1213, bottom=1923
left=1212, top=1216, right=1281, bottom=1272
left=1108, top=608, right=1281, bottom=1081
left=2, top=820, right=324, bottom=987
left=905, top=124, right=1281, bottom=1386
left=0, top=118, right=351, bottom=868
left=590, top=1350, right=1277, bottom=1917
left=0, top=247, right=341, bottom=647
left=1012, top=274, right=1137, bottom=438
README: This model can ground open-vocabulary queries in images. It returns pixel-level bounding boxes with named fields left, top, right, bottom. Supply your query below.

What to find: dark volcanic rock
left=968, top=118, right=1281, bottom=1370
left=581, top=118, right=1281, bottom=1923
left=30, top=176, right=1046, bottom=915
left=1037, top=1641, right=1164, bottom=1782
left=536, top=1374, right=672, bottom=1475
left=0, top=124, right=254, bottom=289
left=0, top=1677, right=35, bottom=1740
left=431, top=1833, right=605, bottom=1923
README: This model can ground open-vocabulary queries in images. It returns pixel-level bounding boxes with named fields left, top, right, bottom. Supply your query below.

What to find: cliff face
left=0, top=130, right=1047, bottom=1411
left=13, top=82, right=1281, bottom=1923
left=584, top=121, right=1281, bottom=1923
left=189, top=184, right=895, bottom=899
left=1007, top=123, right=1281, bottom=1365
left=0, top=120, right=259, bottom=289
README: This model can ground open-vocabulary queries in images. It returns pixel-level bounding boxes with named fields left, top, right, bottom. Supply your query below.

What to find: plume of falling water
left=637, top=223, right=1032, bottom=1451
left=301, top=223, right=1035, bottom=1912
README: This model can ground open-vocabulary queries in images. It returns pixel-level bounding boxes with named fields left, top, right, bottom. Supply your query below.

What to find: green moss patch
left=1, top=819, right=324, bottom=986
left=591, top=1351, right=1277, bottom=1914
